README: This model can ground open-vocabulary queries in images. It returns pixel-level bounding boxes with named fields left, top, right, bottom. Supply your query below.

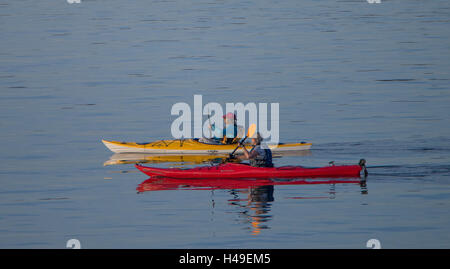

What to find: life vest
left=221, top=123, right=238, bottom=144
left=249, top=145, right=273, bottom=168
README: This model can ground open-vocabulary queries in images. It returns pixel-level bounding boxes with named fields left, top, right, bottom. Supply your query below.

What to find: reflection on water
left=104, top=150, right=312, bottom=166
left=228, top=186, right=274, bottom=235
left=104, top=153, right=229, bottom=166
left=137, top=177, right=365, bottom=235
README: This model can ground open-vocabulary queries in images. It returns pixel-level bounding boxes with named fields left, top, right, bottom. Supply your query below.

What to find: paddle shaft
left=228, top=123, right=256, bottom=159
left=229, top=136, right=248, bottom=157
left=207, top=110, right=212, bottom=138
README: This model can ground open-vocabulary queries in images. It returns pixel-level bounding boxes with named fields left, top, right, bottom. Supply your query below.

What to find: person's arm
left=239, top=145, right=258, bottom=160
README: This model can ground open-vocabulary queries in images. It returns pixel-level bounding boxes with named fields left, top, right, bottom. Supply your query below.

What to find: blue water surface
left=0, top=0, right=449, bottom=248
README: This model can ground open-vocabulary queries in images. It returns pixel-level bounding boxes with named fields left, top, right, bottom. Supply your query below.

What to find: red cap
left=223, top=112, right=236, bottom=119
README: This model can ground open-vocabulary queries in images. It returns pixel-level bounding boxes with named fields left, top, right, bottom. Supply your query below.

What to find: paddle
left=228, top=123, right=256, bottom=160
left=207, top=108, right=212, bottom=138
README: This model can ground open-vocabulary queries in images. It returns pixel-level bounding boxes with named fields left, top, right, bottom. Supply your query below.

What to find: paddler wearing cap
left=238, top=132, right=274, bottom=168
left=209, top=112, right=239, bottom=144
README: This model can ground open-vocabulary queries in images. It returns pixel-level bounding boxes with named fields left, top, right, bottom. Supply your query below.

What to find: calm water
left=1, top=0, right=450, bottom=248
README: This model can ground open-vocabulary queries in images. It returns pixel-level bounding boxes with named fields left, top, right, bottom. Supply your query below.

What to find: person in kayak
left=209, top=112, right=239, bottom=144
left=239, top=132, right=273, bottom=167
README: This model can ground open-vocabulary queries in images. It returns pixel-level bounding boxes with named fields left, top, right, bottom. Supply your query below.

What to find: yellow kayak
left=102, top=139, right=312, bottom=154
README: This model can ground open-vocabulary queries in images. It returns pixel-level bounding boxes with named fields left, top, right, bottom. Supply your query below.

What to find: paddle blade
left=247, top=124, right=257, bottom=138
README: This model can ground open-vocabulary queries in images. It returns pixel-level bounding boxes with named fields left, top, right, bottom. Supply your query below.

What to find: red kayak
left=135, top=159, right=367, bottom=179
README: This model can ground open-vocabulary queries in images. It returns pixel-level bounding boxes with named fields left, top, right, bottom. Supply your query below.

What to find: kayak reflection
left=104, top=150, right=312, bottom=166
left=136, top=177, right=362, bottom=192
left=104, top=153, right=228, bottom=166
left=137, top=177, right=366, bottom=235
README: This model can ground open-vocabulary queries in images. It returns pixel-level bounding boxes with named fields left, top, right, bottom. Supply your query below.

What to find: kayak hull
left=102, top=139, right=312, bottom=154
left=135, top=162, right=364, bottom=179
